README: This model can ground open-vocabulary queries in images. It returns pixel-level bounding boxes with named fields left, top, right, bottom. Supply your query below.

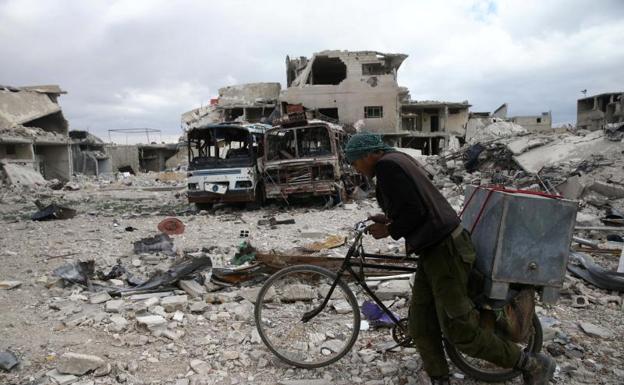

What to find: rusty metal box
left=462, top=186, right=578, bottom=303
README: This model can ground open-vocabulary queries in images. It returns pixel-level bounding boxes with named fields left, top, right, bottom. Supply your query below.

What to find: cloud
left=0, top=0, right=622, bottom=138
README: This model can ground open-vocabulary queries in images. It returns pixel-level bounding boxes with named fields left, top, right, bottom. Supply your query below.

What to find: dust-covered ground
left=1, top=175, right=623, bottom=385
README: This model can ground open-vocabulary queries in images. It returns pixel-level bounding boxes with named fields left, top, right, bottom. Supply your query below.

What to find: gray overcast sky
left=1, top=0, right=623, bottom=142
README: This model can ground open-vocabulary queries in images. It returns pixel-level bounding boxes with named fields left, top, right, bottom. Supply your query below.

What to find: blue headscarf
left=344, top=132, right=395, bottom=163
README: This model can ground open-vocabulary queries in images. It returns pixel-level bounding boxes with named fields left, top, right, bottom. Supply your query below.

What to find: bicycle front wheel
left=254, top=265, right=361, bottom=368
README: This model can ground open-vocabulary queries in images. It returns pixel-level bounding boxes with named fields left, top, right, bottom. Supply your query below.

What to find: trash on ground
left=32, top=201, right=77, bottom=221
left=0, top=351, right=19, bottom=372
left=567, top=252, right=624, bottom=292
left=361, top=300, right=398, bottom=327
left=302, top=234, right=346, bottom=252
left=157, top=217, right=186, bottom=235
left=133, top=233, right=175, bottom=255
left=53, top=260, right=95, bottom=287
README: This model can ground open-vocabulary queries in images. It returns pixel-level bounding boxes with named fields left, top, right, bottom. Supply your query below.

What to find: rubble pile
left=1, top=122, right=623, bottom=384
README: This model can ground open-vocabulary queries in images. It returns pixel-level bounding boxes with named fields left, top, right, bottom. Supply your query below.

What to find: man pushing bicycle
left=343, top=132, right=555, bottom=385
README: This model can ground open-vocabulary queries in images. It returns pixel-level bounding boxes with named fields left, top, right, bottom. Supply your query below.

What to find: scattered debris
left=0, top=280, right=22, bottom=290
left=116, top=255, right=212, bottom=294
left=302, top=234, right=346, bottom=252
left=57, top=352, right=107, bottom=375
left=0, top=351, right=19, bottom=372
left=53, top=260, right=95, bottom=287
left=32, top=202, right=77, bottom=221
left=231, top=241, right=256, bottom=266
left=567, top=252, right=624, bottom=292
left=133, top=233, right=175, bottom=255
left=361, top=300, right=398, bottom=327
left=157, top=217, right=185, bottom=235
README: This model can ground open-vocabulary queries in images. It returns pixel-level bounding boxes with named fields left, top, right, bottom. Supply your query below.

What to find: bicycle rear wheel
left=254, top=265, right=360, bottom=368
left=444, top=312, right=543, bottom=383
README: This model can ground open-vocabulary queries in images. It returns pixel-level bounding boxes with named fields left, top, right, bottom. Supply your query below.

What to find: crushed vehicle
left=259, top=114, right=359, bottom=202
left=186, top=122, right=270, bottom=208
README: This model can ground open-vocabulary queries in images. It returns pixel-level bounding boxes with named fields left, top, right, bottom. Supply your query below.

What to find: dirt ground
left=1, top=186, right=623, bottom=385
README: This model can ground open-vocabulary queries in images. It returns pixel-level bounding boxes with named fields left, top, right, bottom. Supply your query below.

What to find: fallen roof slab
left=513, top=130, right=622, bottom=174
left=1, top=162, right=46, bottom=186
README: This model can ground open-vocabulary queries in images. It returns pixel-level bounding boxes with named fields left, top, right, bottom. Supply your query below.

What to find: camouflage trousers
left=408, top=229, right=521, bottom=377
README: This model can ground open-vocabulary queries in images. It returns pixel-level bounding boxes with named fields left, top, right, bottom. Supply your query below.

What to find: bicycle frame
left=302, top=220, right=419, bottom=330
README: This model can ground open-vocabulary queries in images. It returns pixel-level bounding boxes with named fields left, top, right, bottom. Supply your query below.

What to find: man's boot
left=516, top=351, right=556, bottom=385
left=429, top=375, right=450, bottom=385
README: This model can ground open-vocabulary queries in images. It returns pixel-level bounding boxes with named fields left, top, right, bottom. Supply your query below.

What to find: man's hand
left=368, top=213, right=390, bottom=224
left=367, top=223, right=390, bottom=239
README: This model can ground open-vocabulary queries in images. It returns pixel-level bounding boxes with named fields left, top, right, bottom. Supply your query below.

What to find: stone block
left=178, top=280, right=207, bottom=298
left=161, top=295, right=188, bottom=312
left=105, top=299, right=124, bottom=313
left=89, top=292, right=112, bottom=304
left=57, top=352, right=107, bottom=375
left=136, top=315, right=167, bottom=329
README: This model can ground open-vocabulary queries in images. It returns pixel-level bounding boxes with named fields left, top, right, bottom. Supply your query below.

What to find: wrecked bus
left=186, top=123, right=269, bottom=208
left=260, top=118, right=355, bottom=202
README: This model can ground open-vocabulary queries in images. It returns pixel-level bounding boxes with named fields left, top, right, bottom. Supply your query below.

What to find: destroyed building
left=400, top=100, right=470, bottom=154
left=281, top=51, right=407, bottom=135
left=138, top=143, right=180, bottom=172
left=280, top=50, right=471, bottom=155
left=490, top=103, right=553, bottom=132
left=0, top=85, right=72, bottom=182
left=577, top=92, right=624, bottom=131
left=69, top=130, right=112, bottom=176
left=182, top=83, right=280, bottom=130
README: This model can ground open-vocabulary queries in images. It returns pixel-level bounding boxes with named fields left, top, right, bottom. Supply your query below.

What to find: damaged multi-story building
left=281, top=51, right=407, bottom=134
left=280, top=50, right=470, bottom=154
left=182, top=83, right=281, bottom=130
left=0, top=85, right=72, bottom=183
left=577, top=92, right=624, bottom=131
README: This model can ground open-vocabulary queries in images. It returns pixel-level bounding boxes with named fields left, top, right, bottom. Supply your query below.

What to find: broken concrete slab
left=178, top=280, right=206, bottom=298
left=125, top=291, right=175, bottom=300
left=57, top=352, right=107, bottom=375
left=1, top=162, right=46, bottom=186
left=105, top=299, right=124, bottom=313
left=579, top=322, right=614, bottom=339
left=189, top=301, right=209, bottom=313
left=47, top=369, right=78, bottom=385
left=109, top=314, right=129, bottom=332
left=281, top=284, right=317, bottom=302
left=160, top=295, right=188, bottom=312
left=555, top=175, right=587, bottom=200
left=190, top=359, right=211, bottom=375
left=513, top=130, right=621, bottom=174
left=374, top=279, right=411, bottom=300
left=240, top=286, right=276, bottom=304
left=89, top=292, right=112, bottom=304
left=587, top=181, right=624, bottom=199
left=136, top=314, right=167, bottom=329
left=0, top=281, right=22, bottom=290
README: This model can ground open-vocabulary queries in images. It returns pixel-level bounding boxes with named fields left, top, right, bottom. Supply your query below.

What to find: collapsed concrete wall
left=34, top=143, right=72, bottom=180
left=138, top=144, right=179, bottom=172
left=69, top=131, right=112, bottom=176
left=105, top=145, right=140, bottom=174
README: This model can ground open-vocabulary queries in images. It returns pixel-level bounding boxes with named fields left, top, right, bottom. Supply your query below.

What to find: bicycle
left=254, top=220, right=543, bottom=382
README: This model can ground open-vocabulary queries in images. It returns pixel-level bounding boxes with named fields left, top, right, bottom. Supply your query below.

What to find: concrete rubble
left=1, top=84, right=623, bottom=385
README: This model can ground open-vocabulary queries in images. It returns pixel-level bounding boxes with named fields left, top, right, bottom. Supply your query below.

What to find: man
left=344, top=132, right=555, bottom=385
